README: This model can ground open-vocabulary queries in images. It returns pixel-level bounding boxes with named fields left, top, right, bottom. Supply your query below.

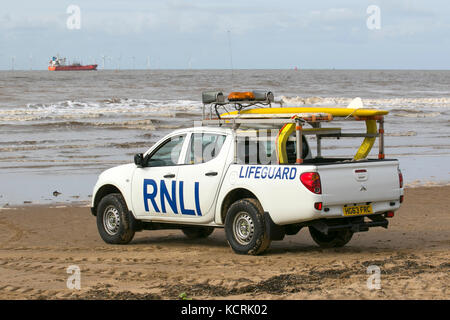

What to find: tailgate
left=317, top=160, right=401, bottom=205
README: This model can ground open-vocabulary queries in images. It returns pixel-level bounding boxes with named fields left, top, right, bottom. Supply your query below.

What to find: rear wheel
left=182, top=226, right=214, bottom=239
left=225, top=198, right=271, bottom=255
left=309, top=226, right=353, bottom=248
left=96, top=193, right=135, bottom=244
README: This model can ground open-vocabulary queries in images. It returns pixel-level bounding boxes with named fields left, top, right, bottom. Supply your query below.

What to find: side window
left=185, top=133, right=226, bottom=164
left=147, top=135, right=186, bottom=167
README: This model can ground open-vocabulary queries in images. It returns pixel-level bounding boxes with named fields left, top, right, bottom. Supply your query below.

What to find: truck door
left=131, top=134, right=187, bottom=218
left=175, top=132, right=229, bottom=218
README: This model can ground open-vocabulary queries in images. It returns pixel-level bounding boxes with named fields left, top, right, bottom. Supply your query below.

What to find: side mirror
left=134, top=153, right=145, bottom=167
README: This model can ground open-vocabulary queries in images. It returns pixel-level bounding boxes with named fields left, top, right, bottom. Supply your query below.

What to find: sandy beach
left=0, top=186, right=448, bottom=300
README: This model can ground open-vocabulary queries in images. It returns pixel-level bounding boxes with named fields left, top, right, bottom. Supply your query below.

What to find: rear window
left=236, top=129, right=310, bottom=165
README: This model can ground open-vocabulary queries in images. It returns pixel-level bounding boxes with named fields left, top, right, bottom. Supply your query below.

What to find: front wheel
left=96, top=193, right=135, bottom=244
left=309, top=226, right=353, bottom=248
left=225, top=198, right=271, bottom=255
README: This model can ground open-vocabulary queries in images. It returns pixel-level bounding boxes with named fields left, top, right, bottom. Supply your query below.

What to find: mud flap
left=128, top=211, right=144, bottom=232
left=264, top=212, right=285, bottom=241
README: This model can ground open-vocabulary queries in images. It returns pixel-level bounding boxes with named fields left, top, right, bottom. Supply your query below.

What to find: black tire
left=309, top=226, right=353, bottom=248
left=96, top=193, right=135, bottom=244
left=224, top=198, right=271, bottom=255
left=182, top=226, right=215, bottom=239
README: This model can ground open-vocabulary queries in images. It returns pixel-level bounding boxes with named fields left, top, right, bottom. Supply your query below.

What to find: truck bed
left=302, top=158, right=398, bottom=165
left=316, top=159, right=401, bottom=206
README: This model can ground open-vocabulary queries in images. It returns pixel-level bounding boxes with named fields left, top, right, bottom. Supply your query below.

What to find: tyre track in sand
left=0, top=219, right=24, bottom=247
left=0, top=247, right=448, bottom=299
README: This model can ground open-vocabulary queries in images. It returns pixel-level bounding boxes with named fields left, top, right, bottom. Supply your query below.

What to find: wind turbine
left=117, top=54, right=122, bottom=70
left=101, top=55, right=107, bottom=70
left=227, top=30, right=234, bottom=86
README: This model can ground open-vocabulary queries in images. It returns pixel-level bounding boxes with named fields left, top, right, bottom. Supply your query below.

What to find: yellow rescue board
left=222, top=107, right=388, bottom=118
left=354, top=120, right=377, bottom=160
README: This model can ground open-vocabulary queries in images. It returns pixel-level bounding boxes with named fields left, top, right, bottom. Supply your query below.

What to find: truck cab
left=131, top=126, right=231, bottom=224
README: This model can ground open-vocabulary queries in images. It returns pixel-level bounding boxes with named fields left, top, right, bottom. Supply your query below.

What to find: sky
left=1, top=0, right=449, bottom=70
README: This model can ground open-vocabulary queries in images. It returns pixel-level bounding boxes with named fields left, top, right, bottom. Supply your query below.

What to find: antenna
left=227, top=30, right=234, bottom=87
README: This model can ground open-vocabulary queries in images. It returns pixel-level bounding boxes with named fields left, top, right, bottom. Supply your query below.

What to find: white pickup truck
left=91, top=92, right=404, bottom=255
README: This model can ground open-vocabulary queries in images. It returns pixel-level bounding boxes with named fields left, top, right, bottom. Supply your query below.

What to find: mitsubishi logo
left=360, top=185, right=367, bottom=192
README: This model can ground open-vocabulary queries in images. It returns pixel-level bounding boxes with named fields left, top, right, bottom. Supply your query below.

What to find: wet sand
left=0, top=186, right=448, bottom=300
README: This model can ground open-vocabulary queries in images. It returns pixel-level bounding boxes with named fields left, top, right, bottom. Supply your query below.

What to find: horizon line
left=1, top=68, right=450, bottom=72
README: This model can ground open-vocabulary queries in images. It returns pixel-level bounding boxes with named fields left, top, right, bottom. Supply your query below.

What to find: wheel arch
left=219, top=188, right=262, bottom=224
left=92, top=184, right=126, bottom=216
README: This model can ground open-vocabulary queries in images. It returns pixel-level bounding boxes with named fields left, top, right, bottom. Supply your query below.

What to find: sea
left=0, top=69, right=449, bottom=206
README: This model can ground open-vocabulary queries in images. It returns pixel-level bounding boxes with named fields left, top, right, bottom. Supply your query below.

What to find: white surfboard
left=347, top=97, right=364, bottom=109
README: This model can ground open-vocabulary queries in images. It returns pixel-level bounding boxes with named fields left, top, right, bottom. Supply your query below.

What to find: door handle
left=205, top=171, right=218, bottom=176
left=163, top=173, right=176, bottom=178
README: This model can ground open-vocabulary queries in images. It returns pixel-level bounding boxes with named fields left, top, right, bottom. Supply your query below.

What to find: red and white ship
left=48, top=56, right=97, bottom=71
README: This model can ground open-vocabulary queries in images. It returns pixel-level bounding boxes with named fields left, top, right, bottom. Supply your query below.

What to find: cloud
left=1, top=0, right=450, bottom=69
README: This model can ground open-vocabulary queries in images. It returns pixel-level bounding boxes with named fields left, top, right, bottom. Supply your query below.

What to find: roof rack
left=200, top=90, right=387, bottom=162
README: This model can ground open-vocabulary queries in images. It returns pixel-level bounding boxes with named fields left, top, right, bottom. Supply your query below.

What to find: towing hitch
left=310, top=215, right=389, bottom=235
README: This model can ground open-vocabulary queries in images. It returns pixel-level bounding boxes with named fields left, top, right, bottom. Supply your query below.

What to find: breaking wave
left=279, top=96, right=450, bottom=108
left=0, top=98, right=202, bottom=123
left=2, top=96, right=450, bottom=124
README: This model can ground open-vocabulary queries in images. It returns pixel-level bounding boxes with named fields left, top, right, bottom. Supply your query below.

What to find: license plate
left=343, top=204, right=373, bottom=216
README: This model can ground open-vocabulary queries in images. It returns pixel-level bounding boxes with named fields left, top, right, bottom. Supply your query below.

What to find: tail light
left=398, top=169, right=403, bottom=188
left=300, top=172, right=322, bottom=194
left=385, top=211, right=395, bottom=218
left=314, top=202, right=323, bottom=210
